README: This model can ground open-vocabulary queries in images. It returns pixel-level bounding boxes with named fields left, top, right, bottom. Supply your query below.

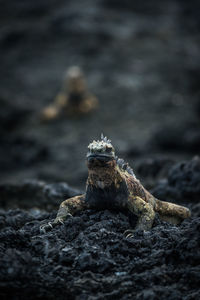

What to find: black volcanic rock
left=0, top=0, right=200, bottom=298
left=0, top=208, right=199, bottom=299
left=0, top=97, right=31, bottom=134
left=0, top=167, right=199, bottom=299
left=152, top=126, right=200, bottom=154
left=0, top=180, right=81, bottom=210
left=0, top=135, right=49, bottom=171
left=136, top=157, right=174, bottom=179
left=152, top=157, right=200, bottom=217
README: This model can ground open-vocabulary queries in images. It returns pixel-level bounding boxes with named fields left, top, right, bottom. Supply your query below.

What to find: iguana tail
left=154, top=198, right=191, bottom=225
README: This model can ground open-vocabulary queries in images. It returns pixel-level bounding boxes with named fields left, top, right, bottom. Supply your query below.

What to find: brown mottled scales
left=40, top=135, right=191, bottom=236
left=40, top=66, right=98, bottom=121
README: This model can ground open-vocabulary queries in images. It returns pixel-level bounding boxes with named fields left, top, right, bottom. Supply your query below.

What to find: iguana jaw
left=87, top=153, right=114, bottom=161
left=86, top=153, right=115, bottom=170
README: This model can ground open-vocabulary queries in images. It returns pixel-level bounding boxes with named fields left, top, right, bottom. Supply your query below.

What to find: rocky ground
left=0, top=158, right=200, bottom=299
left=0, top=0, right=200, bottom=299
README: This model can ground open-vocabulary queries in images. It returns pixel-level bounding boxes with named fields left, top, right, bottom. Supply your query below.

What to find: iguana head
left=87, top=134, right=116, bottom=169
left=63, top=66, right=86, bottom=94
left=86, top=135, right=136, bottom=178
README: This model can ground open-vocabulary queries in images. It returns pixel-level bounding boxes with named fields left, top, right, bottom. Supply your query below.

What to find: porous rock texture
left=0, top=158, right=200, bottom=299
left=152, top=157, right=200, bottom=217
left=0, top=180, right=81, bottom=210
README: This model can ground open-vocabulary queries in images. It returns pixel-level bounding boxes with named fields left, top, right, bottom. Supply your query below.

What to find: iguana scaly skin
left=40, top=66, right=98, bottom=121
left=40, top=135, right=191, bottom=236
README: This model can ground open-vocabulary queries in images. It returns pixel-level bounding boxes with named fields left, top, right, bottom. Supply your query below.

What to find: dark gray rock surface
left=0, top=180, right=81, bottom=210
left=0, top=158, right=200, bottom=299
left=0, top=0, right=200, bottom=298
left=0, top=208, right=199, bottom=299
left=152, top=157, right=200, bottom=217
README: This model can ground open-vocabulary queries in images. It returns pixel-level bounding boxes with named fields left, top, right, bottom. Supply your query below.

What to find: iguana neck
left=68, top=92, right=85, bottom=106
left=86, top=164, right=123, bottom=189
left=85, top=163, right=129, bottom=210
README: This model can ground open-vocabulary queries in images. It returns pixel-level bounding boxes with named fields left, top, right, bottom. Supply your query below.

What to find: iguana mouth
left=87, top=153, right=114, bottom=162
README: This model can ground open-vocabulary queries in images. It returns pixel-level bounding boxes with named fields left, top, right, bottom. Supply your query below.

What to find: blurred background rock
left=0, top=0, right=199, bottom=189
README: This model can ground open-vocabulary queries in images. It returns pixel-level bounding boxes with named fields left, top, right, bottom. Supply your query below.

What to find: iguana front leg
left=40, top=194, right=87, bottom=233
left=40, top=94, right=68, bottom=121
left=124, top=195, right=155, bottom=238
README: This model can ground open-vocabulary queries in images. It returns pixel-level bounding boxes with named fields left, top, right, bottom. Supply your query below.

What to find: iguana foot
left=123, top=229, right=135, bottom=238
left=40, top=222, right=54, bottom=233
left=40, top=106, right=60, bottom=122
left=40, top=217, right=66, bottom=234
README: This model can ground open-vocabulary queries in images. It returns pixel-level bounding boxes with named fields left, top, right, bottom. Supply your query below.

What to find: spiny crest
left=101, top=133, right=111, bottom=144
left=116, top=156, right=136, bottom=178
left=88, top=134, right=114, bottom=153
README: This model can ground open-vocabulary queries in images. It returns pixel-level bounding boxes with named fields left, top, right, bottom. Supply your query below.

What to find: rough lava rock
left=0, top=158, right=200, bottom=299
left=152, top=125, right=200, bottom=154
left=0, top=0, right=200, bottom=297
left=0, top=208, right=199, bottom=299
left=0, top=180, right=81, bottom=210
left=152, top=157, right=200, bottom=217
left=152, top=157, right=200, bottom=202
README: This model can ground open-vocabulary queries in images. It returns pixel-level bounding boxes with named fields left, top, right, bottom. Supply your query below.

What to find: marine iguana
left=40, top=66, right=98, bottom=121
left=40, top=135, right=191, bottom=237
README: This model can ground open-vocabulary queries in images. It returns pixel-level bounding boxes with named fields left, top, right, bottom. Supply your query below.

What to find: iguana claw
left=123, top=229, right=135, bottom=238
left=57, top=219, right=64, bottom=225
left=40, top=222, right=54, bottom=234
left=40, top=217, right=67, bottom=234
